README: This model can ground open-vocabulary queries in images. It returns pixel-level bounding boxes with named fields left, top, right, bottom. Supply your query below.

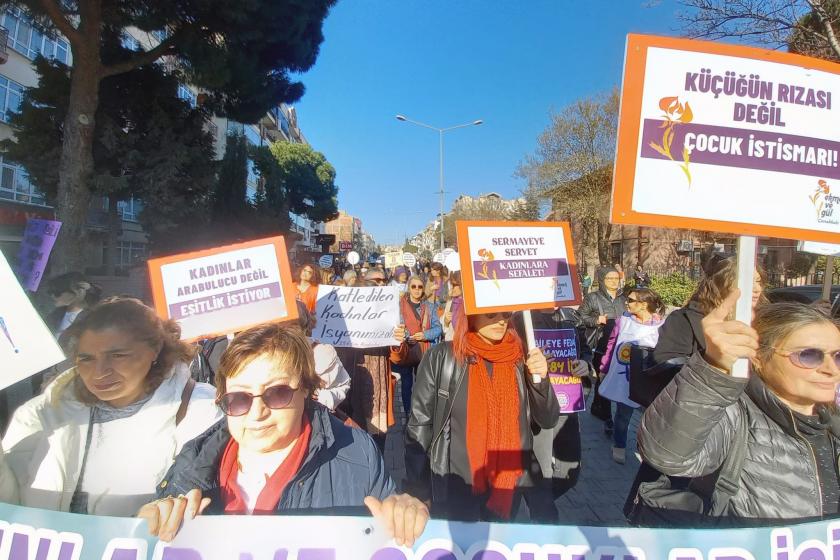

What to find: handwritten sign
left=148, top=236, right=297, bottom=341
left=311, top=286, right=399, bottom=348
left=0, top=250, right=65, bottom=389
left=384, top=251, right=403, bottom=269
left=612, top=34, right=840, bottom=243
left=534, top=328, right=585, bottom=413
left=456, top=220, right=581, bottom=314
left=15, top=218, right=61, bottom=291
left=402, top=253, right=417, bottom=267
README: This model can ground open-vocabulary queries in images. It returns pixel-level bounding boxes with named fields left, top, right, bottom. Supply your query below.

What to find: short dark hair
left=627, top=288, right=666, bottom=315
left=217, top=322, right=320, bottom=399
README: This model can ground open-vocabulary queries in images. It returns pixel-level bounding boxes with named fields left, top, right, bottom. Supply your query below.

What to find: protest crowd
left=2, top=245, right=840, bottom=549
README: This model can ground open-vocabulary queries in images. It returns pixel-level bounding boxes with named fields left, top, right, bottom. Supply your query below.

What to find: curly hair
left=63, top=297, right=195, bottom=404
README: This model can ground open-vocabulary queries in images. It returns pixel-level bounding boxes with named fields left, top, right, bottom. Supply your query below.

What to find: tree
left=211, top=131, right=249, bottom=220
left=250, top=141, right=339, bottom=233
left=440, top=194, right=525, bottom=248
left=7, top=0, right=335, bottom=272
left=679, top=0, right=840, bottom=61
left=2, top=54, right=216, bottom=268
left=517, top=89, right=619, bottom=265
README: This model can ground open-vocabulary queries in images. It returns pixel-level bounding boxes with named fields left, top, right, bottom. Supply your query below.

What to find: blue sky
left=294, top=1, right=683, bottom=248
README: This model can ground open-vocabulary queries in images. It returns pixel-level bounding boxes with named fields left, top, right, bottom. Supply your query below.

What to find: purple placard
left=472, top=258, right=569, bottom=281
left=640, top=119, right=840, bottom=179
left=16, top=219, right=61, bottom=291
left=534, top=328, right=584, bottom=413
left=167, top=282, right=283, bottom=319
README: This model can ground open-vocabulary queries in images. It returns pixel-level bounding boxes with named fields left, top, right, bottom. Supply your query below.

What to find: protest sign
left=402, top=252, right=417, bottom=267
left=0, top=251, right=65, bottom=390
left=148, top=236, right=297, bottom=341
left=2, top=500, right=840, bottom=560
left=384, top=251, right=403, bottom=269
left=318, top=254, right=334, bottom=268
left=612, top=34, right=840, bottom=243
left=456, top=220, right=581, bottom=314
left=534, top=328, right=585, bottom=413
left=444, top=250, right=461, bottom=272
left=15, top=218, right=61, bottom=291
left=433, top=252, right=444, bottom=263
left=347, top=251, right=360, bottom=265
left=311, top=285, right=399, bottom=348
left=799, top=240, right=840, bottom=256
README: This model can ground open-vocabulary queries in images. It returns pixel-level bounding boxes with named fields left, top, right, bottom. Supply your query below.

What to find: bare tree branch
left=99, top=33, right=179, bottom=78
left=807, top=0, right=840, bottom=58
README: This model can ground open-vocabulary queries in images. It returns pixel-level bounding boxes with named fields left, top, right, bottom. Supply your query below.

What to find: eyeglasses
left=625, top=297, right=640, bottom=304
left=371, top=278, right=385, bottom=284
left=771, top=347, right=840, bottom=369
left=409, top=284, right=424, bottom=289
left=604, top=276, right=620, bottom=282
left=483, top=311, right=513, bottom=320
left=218, top=385, right=297, bottom=416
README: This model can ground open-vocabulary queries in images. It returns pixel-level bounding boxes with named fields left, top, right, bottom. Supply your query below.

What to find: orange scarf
left=465, top=330, right=524, bottom=519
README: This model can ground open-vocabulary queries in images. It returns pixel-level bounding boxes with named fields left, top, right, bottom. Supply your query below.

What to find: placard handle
left=731, top=236, right=757, bottom=379
left=522, top=310, right=542, bottom=383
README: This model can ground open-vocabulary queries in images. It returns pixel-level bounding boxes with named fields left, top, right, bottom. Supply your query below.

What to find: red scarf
left=400, top=295, right=431, bottom=352
left=219, top=416, right=312, bottom=514
left=465, top=330, right=524, bottom=519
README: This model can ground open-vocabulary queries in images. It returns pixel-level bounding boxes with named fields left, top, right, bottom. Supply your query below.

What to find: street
left=385, top=381, right=640, bottom=526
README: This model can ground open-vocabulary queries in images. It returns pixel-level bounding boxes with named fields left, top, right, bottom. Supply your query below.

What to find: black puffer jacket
left=651, top=301, right=706, bottom=365
left=404, top=341, right=560, bottom=519
left=639, top=353, right=840, bottom=520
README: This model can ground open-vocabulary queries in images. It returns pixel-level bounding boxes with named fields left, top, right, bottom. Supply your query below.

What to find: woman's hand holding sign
left=701, top=289, right=759, bottom=373
left=138, top=489, right=210, bottom=542
left=525, top=347, right=549, bottom=380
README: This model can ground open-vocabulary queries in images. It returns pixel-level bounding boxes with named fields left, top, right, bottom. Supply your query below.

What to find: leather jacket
left=404, top=342, right=560, bottom=513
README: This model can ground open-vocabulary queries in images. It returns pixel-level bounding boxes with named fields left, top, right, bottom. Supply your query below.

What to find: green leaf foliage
left=649, top=273, right=698, bottom=307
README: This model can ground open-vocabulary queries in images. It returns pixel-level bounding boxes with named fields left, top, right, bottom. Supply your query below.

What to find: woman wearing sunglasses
left=393, top=275, right=443, bottom=418
left=405, top=304, right=560, bottom=522
left=141, top=322, right=428, bottom=545
left=639, top=295, right=840, bottom=522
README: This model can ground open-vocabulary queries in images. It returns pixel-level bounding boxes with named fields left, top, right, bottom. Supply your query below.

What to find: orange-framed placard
left=456, top=220, right=581, bottom=315
left=612, top=34, right=840, bottom=243
left=148, top=236, right=298, bottom=342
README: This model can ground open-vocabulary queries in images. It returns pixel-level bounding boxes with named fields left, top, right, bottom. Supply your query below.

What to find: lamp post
left=396, top=114, right=482, bottom=252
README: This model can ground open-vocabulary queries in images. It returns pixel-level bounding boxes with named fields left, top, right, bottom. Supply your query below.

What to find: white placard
left=432, top=252, right=444, bottom=264
left=0, top=251, right=65, bottom=389
left=346, top=251, right=360, bottom=265
left=402, top=253, right=417, bottom=267
left=311, top=286, right=400, bottom=348
left=444, top=251, right=461, bottom=272
left=457, top=221, right=581, bottom=314
left=613, top=35, right=840, bottom=243
left=383, top=251, right=403, bottom=269
left=799, top=240, right=840, bottom=256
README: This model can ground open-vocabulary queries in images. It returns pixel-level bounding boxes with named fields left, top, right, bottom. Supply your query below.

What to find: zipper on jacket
left=789, top=409, right=824, bottom=517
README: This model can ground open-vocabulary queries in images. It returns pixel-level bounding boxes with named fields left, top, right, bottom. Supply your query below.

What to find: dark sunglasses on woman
left=482, top=311, right=513, bottom=320
left=218, top=385, right=297, bottom=416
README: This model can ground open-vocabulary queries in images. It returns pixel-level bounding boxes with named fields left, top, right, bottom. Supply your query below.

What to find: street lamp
left=395, top=114, right=483, bottom=252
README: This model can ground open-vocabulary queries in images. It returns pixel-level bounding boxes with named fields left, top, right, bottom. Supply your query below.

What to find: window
left=0, top=75, right=24, bottom=122
left=120, top=33, right=141, bottom=51
left=2, top=8, right=70, bottom=64
left=117, top=197, right=143, bottom=222
left=177, top=84, right=197, bottom=108
left=0, top=156, right=46, bottom=206
left=243, top=125, right=262, bottom=147
left=246, top=158, right=259, bottom=201
left=151, top=29, right=168, bottom=42
left=103, top=241, right=148, bottom=268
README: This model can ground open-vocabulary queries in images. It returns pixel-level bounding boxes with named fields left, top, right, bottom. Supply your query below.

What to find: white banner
left=311, top=286, right=400, bottom=348
left=0, top=251, right=65, bottom=390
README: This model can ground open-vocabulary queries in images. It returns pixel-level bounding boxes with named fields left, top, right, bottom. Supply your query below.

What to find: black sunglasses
left=218, top=385, right=297, bottom=416
left=409, top=284, right=424, bottom=289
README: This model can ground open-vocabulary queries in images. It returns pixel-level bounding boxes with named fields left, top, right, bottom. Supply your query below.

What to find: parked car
left=767, top=285, right=840, bottom=316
